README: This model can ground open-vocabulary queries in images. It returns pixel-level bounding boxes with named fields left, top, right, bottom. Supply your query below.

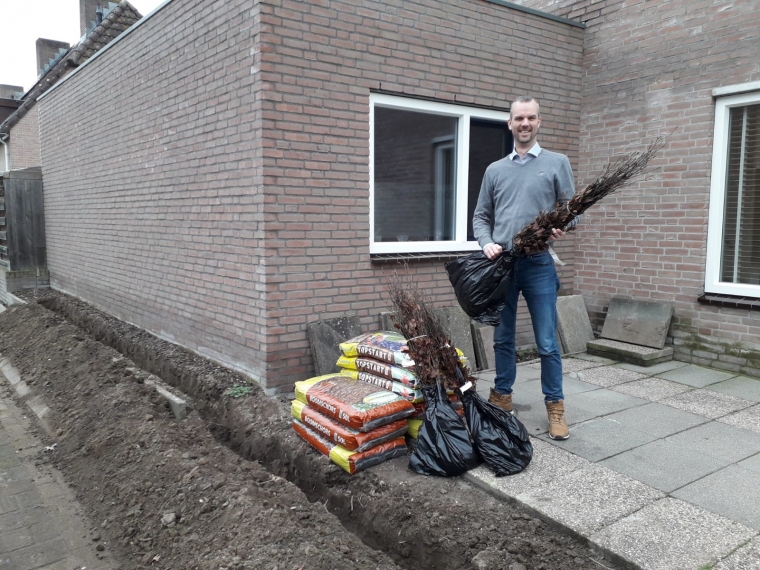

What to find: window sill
left=697, top=293, right=760, bottom=311
left=370, top=251, right=472, bottom=264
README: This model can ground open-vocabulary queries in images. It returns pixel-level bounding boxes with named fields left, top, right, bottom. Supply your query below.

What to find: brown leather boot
left=546, top=400, right=569, bottom=440
left=489, top=388, right=514, bottom=414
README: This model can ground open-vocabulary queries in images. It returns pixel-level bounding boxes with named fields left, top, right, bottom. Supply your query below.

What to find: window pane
left=721, top=104, right=760, bottom=284
left=467, top=119, right=512, bottom=240
left=374, top=107, right=457, bottom=242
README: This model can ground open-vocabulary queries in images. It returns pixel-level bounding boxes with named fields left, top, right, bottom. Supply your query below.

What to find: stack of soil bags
left=292, top=373, right=414, bottom=474
left=337, top=331, right=465, bottom=439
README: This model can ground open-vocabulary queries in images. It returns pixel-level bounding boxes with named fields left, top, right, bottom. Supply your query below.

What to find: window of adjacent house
left=706, top=91, right=760, bottom=296
left=370, top=94, right=512, bottom=254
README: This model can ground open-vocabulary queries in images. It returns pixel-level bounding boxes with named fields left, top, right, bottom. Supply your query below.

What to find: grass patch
left=225, top=385, right=252, bottom=399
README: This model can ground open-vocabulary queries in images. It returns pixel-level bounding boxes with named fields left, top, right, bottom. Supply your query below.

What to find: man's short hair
left=510, top=96, right=540, bottom=118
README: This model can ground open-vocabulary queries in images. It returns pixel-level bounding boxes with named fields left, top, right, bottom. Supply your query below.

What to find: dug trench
left=0, top=290, right=622, bottom=570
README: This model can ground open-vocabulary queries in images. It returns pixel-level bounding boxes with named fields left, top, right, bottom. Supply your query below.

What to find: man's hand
left=548, top=228, right=566, bottom=242
left=483, top=243, right=503, bottom=260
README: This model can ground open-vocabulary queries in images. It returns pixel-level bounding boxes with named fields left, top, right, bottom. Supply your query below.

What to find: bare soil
left=0, top=290, right=622, bottom=570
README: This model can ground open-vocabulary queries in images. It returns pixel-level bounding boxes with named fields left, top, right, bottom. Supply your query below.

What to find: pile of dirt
left=0, top=291, right=621, bottom=570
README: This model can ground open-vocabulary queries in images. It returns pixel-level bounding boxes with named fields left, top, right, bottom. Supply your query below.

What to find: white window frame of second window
left=369, top=93, right=511, bottom=255
left=705, top=87, right=760, bottom=297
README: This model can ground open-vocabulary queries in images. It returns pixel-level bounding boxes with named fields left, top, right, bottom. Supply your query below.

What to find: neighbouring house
left=36, top=0, right=584, bottom=393
left=0, top=85, right=23, bottom=124
left=0, top=0, right=142, bottom=171
left=36, top=0, right=760, bottom=393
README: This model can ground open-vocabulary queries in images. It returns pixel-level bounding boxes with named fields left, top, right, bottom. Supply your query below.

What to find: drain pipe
left=0, top=133, right=8, bottom=172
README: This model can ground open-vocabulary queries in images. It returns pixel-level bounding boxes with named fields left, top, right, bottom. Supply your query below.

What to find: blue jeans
left=493, top=251, right=563, bottom=402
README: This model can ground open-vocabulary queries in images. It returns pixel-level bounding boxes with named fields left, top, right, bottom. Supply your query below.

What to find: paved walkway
left=0, top=375, right=111, bottom=569
left=469, top=354, right=760, bottom=570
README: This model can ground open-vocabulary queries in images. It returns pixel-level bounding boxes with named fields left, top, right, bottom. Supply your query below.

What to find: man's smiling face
left=508, top=100, right=541, bottom=150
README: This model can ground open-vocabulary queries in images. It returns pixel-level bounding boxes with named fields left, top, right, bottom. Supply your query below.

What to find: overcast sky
left=0, top=0, right=167, bottom=93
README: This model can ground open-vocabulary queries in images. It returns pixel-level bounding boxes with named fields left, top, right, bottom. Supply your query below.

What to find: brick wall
left=39, top=0, right=583, bottom=392
left=9, top=108, right=41, bottom=169
left=521, top=0, right=760, bottom=375
left=39, top=0, right=267, bottom=382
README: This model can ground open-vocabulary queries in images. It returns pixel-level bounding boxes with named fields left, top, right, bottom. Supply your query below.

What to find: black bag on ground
left=460, top=388, right=533, bottom=476
left=444, top=251, right=516, bottom=326
left=408, top=381, right=480, bottom=477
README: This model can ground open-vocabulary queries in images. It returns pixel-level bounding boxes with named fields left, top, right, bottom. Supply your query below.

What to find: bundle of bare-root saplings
left=387, top=272, right=534, bottom=478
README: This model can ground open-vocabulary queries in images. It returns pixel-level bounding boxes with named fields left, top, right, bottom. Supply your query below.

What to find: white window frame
left=705, top=89, right=760, bottom=296
left=369, top=93, right=510, bottom=255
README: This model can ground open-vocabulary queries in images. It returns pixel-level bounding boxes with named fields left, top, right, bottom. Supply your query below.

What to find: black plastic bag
left=409, top=381, right=480, bottom=477
left=444, top=251, right=516, bottom=326
left=459, top=388, right=533, bottom=476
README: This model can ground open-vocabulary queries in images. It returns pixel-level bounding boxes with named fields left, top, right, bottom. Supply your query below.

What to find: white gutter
left=0, top=133, right=9, bottom=172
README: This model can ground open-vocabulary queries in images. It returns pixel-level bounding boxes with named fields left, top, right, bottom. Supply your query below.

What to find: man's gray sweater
left=472, top=149, right=575, bottom=250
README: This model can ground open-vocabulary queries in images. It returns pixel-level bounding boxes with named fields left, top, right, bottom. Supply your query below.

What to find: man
left=472, top=96, right=575, bottom=440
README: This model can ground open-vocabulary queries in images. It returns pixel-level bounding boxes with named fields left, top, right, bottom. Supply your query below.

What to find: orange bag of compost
left=292, top=419, right=408, bottom=474
left=294, top=374, right=416, bottom=431
left=290, top=400, right=408, bottom=452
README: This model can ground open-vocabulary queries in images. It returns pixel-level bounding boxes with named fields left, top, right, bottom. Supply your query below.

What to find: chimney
left=80, top=0, right=107, bottom=36
left=35, top=39, right=70, bottom=77
left=0, top=85, right=24, bottom=100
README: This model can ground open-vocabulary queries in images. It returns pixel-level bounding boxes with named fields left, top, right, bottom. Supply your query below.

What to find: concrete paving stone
left=714, top=535, right=760, bottom=570
left=569, top=353, right=619, bottom=365
left=473, top=366, right=542, bottom=395
left=664, top=421, right=760, bottom=463
left=662, top=389, right=755, bottom=420
left=465, top=438, right=592, bottom=498
left=567, top=389, right=648, bottom=424
left=556, top=295, right=595, bottom=354
left=718, top=404, right=760, bottom=435
left=510, top=377, right=599, bottom=403
left=0, top=525, right=34, bottom=552
left=674, top=464, right=760, bottom=530
left=509, top=397, right=550, bottom=437
left=13, top=382, right=30, bottom=398
left=600, top=297, right=673, bottom=349
left=0, top=506, right=36, bottom=533
left=591, top=497, right=757, bottom=570
left=562, top=372, right=602, bottom=398
left=514, top=366, right=542, bottom=383
left=599, top=438, right=731, bottom=493
left=516, top=463, right=664, bottom=535
left=537, top=416, right=657, bottom=461
left=738, top=452, right=760, bottom=473
left=0, top=445, right=20, bottom=470
left=604, top=402, right=708, bottom=439
left=610, top=377, right=694, bottom=403
left=707, top=376, right=760, bottom=402
left=0, top=360, right=20, bottom=385
left=656, top=364, right=737, bottom=388
left=612, top=360, right=689, bottom=376
left=0, top=478, right=35, bottom=497
left=0, top=465, right=32, bottom=485
left=8, top=537, right=67, bottom=569
left=576, top=366, right=647, bottom=388
left=0, top=497, right=19, bottom=517
left=558, top=358, right=606, bottom=373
